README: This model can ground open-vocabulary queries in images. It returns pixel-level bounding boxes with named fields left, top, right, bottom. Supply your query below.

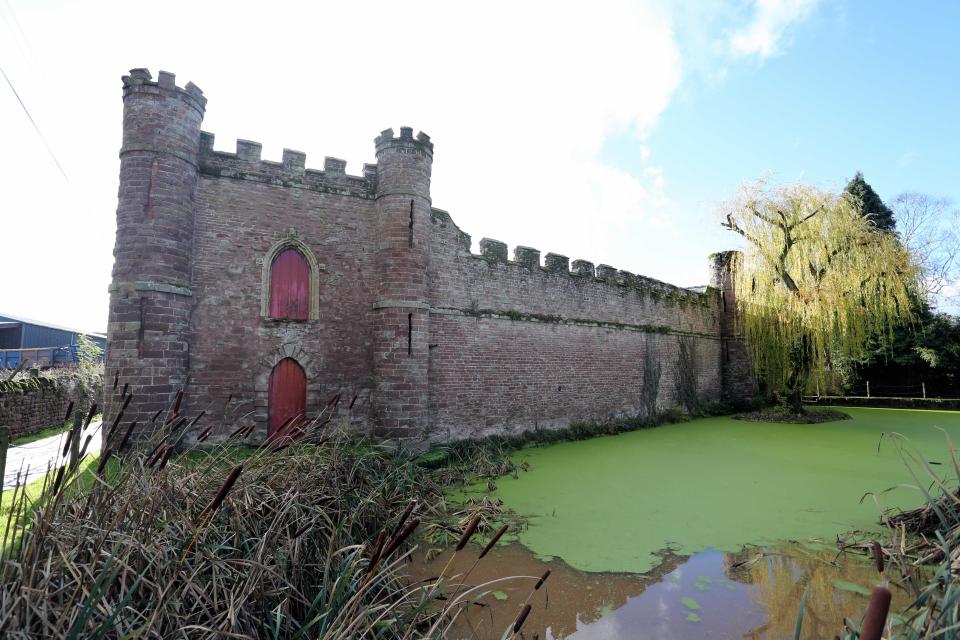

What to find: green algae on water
left=686, top=612, right=702, bottom=622
left=681, top=596, right=701, bottom=610
left=483, top=408, right=960, bottom=574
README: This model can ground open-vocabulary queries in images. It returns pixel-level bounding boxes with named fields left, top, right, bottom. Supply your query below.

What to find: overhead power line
left=0, top=63, right=68, bottom=181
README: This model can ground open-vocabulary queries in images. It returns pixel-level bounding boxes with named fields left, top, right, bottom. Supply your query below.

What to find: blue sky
left=639, top=1, right=959, bottom=209
left=1, top=0, right=957, bottom=332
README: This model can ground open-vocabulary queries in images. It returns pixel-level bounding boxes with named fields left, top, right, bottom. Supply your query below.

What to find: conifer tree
left=845, top=172, right=896, bottom=232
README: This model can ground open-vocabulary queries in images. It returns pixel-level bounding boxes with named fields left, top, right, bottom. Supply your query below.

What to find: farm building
left=0, top=313, right=106, bottom=369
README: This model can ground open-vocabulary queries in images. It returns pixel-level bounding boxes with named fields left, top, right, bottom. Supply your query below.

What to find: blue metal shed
left=0, top=313, right=106, bottom=369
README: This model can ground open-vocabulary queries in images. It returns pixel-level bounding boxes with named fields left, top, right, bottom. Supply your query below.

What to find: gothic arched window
left=269, top=248, right=310, bottom=320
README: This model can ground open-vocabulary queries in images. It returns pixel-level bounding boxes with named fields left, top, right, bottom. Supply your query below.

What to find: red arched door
left=268, top=358, right=306, bottom=436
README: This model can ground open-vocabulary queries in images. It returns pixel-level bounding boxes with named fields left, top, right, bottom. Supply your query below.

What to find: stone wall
left=0, top=370, right=102, bottom=439
left=187, top=154, right=380, bottom=441
left=106, top=68, right=754, bottom=446
left=425, top=209, right=723, bottom=441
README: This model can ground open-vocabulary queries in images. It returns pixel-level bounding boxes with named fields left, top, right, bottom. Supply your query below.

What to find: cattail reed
left=188, top=411, right=206, bottom=428
left=172, top=389, right=183, bottom=414
left=391, top=500, right=418, bottom=538
left=151, top=409, right=163, bottom=423
left=107, top=394, right=133, bottom=439
left=479, top=524, right=509, bottom=559
left=202, top=464, right=244, bottom=517
left=859, top=586, right=891, bottom=640
left=118, top=421, right=137, bottom=450
left=369, top=529, right=388, bottom=566
left=196, top=425, right=214, bottom=442
left=456, top=513, right=482, bottom=551
left=872, top=540, right=884, bottom=574
left=51, top=466, right=66, bottom=495
left=145, top=445, right=167, bottom=469
left=535, top=569, right=550, bottom=590
left=112, top=370, right=119, bottom=390
left=61, top=430, right=74, bottom=458
left=349, top=394, right=358, bottom=409
left=83, top=402, right=98, bottom=429
left=121, top=382, right=129, bottom=398
left=78, top=434, right=93, bottom=459
left=382, top=517, right=420, bottom=559
left=170, top=417, right=188, bottom=433
left=156, top=445, right=175, bottom=471
left=96, top=448, right=113, bottom=475
left=513, top=603, right=532, bottom=634
left=228, top=424, right=248, bottom=439
left=144, top=438, right=163, bottom=460
left=62, top=400, right=74, bottom=423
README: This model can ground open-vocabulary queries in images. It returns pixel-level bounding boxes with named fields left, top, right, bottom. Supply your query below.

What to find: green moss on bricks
left=456, top=307, right=694, bottom=337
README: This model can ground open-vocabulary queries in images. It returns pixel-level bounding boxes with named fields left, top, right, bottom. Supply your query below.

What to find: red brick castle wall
left=106, top=69, right=753, bottom=445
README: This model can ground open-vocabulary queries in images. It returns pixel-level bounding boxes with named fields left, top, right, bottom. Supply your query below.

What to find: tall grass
left=0, top=388, right=539, bottom=638
left=831, top=433, right=960, bottom=639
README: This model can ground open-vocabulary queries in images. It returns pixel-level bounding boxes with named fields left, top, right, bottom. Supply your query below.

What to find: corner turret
left=105, top=69, right=206, bottom=444
left=371, top=127, right=434, bottom=437
left=708, top=251, right=757, bottom=402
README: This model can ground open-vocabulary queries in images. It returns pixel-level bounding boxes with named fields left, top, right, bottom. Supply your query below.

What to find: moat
left=428, top=407, right=957, bottom=638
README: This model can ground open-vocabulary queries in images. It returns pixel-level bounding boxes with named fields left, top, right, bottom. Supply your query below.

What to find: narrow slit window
left=408, top=199, right=414, bottom=247
left=407, top=313, right=413, bottom=356
left=137, top=297, right=146, bottom=359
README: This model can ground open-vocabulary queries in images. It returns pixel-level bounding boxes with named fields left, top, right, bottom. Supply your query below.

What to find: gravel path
left=3, top=421, right=103, bottom=490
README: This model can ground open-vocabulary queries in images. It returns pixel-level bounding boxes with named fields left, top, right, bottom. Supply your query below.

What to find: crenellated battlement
left=458, top=233, right=713, bottom=307
left=374, top=126, right=434, bottom=157
left=121, top=68, right=206, bottom=113
left=110, top=66, right=743, bottom=447
left=198, top=131, right=376, bottom=198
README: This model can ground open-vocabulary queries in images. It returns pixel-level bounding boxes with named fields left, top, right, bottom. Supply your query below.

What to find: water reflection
left=411, top=542, right=906, bottom=639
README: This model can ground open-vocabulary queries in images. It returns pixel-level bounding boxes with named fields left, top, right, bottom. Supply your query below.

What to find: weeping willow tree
left=721, top=180, right=920, bottom=413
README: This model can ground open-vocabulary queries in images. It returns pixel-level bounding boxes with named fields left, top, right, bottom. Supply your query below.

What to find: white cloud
left=0, top=0, right=683, bottom=332
left=730, top=0, right=819, bottom=58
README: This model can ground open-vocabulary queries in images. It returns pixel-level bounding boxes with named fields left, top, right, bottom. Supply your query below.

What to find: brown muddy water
left=412, top=541, right=907, bottom=639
